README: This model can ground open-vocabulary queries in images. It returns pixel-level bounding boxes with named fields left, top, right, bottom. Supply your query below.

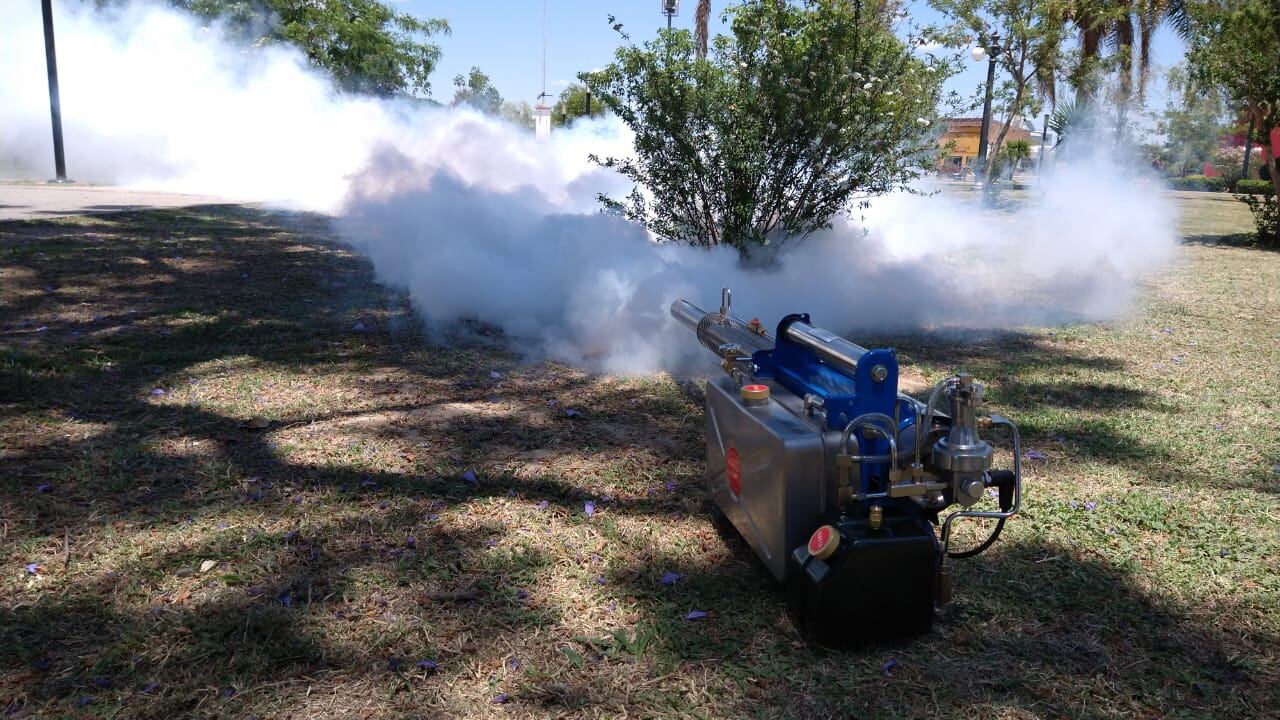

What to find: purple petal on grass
left=537, top=500, right=549, bottom=510
left=601, top=494, right=614, bottom=503
left=606, top=601, right=617, bottom=612
left=1162, top=327, right=1175, bottom=333
left=360, top=477, right=378, bottom=489
left=351, top=321, right=367, bottom=332
left=91, top=678, right=111, bottom=689
left=564, top=408, right=582, bottom=418
left=661, top=571, right=682, bottom=586
left=461, top=470, right=478, bottom=484
left=35, top=326, right=48, bottom=333
left=485, top=539, right=499, bottom=548
left=595, top=576, right=607, bottom=585
left=493, top=693, right=510, bottom=704
left=284, top=530, right=299, bottom=541
left=1214, top=423, right=1224, bottom=431
left=1220, top=549, right=1230, bottom=558
left=1084, top=501, right=1097, bottom=511
left=1069, top=501, right=1081, bottom=510
left=515, top=589, right=529, bottom=600
left=276, top=591, right=292, bottom=607
left=220, top=687, right=236, bottom=699
left=584, top=501, right=596, bottom=517
left=405, top=536, right=417, bottom=549
left=416, top=659, right=438, bottom=671
left=1023, top=449, right=1046, bottom=462
left=882, top=658, right=899, bottom=677
left=140, top=682, right=160, bottom=694
left=489, top=370, right=504, bottom=379
left=24, top=563, right=40, bottom=574
left=508, top=657, right=521, bottom=670
left=686, top=610, right=708, bottom=621
left=77, top=697, right=95, bottom=707
left=150, top=388, right=165, bottom=396
left=35, top=484, right=51, bottom=493
left=665, top=482, right=676, bottom=492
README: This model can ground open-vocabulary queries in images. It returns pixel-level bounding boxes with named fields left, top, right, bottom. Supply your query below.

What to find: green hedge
left=1235, top=179, right=1275, bottom=196
left=1170, top=175, right=1227, bottom=192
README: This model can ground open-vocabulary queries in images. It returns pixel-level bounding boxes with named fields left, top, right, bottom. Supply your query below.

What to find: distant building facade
left=936, top=117, right=1034, bottom=175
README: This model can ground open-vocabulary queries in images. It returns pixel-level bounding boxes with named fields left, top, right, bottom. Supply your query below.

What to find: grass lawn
left=1, top=195, right=1276, bottom=719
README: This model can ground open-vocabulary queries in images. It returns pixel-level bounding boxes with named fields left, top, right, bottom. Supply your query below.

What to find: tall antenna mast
left=541, top=0, right=547, bottom=100
left=533, top=0, right=552, bottom=140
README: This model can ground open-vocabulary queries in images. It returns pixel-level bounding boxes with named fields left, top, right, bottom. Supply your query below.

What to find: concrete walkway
left=0, top=182, right=233, bottom=221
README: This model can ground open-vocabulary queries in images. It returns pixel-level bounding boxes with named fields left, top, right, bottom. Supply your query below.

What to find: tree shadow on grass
left=3, top=206, right=1273, bottom=717
left=599, top=531, right=1278, bottom=719
left=1182, top=232, right=1268, bottom=249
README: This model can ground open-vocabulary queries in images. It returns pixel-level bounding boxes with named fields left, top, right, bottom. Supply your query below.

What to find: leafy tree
left=551, top=84, right=606, bottom=127
left=500, top=101, right=536, bottom=130
left=1157, top=67, right=1226, bottom=176
left=585, top=0, right=949, bottom=260
left=158, top=1, right=450, bottom=96
left=451, top=66, right=503, bottom=114
left=1187, top=0, right=1280, bottom=245
left=932, top=0, right=1066, bottom=185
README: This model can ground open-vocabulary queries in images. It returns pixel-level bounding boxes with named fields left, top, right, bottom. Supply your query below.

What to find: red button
left=726, top=446, right=741, bottom=497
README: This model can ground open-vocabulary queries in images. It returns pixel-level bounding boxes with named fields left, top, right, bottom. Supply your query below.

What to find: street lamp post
left=41, top=0, right=69, bottom=183
left=661, top=0, right=680, bottom=30
left=970, top=34, right=1002, bottom=188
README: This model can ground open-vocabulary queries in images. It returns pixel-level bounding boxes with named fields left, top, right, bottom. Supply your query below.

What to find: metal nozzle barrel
left=670, top=299, right=774, bottom=360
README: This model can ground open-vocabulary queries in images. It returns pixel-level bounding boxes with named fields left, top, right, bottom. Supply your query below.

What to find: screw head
left=871, top=365, right=888, bottom=382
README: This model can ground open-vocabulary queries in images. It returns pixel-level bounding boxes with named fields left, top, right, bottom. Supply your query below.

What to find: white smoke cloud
left=0, top=1, right=1178, bottom=373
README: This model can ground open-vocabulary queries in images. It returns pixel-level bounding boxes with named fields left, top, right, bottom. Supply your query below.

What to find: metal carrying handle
left=939, top=414, right=1022, bottom=556
left=837, top=413, right=898, bottom=507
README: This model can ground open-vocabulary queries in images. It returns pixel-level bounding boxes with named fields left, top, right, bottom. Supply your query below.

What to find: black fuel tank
left=788, top=514, right=939, bottom=645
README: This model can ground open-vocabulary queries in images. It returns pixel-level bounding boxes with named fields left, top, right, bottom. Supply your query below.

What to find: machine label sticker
left=726, top=446, right=742, bottom=497
left=808, top=327, right=839, bottom=343
left=808, top=526, right=832, bottom=554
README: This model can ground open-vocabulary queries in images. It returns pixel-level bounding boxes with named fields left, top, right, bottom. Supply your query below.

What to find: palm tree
left=695, top=0, right=711, bottom=59
left=1066, top=0, right=1192, bottom=108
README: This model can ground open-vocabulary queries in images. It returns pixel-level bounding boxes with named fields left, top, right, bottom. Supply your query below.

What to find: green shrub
left=1236, top=179, right=1275, bottom=195
left=1170, top=174, right=1226, bottom=191
left=1240, top=194, right=1279, bottom=248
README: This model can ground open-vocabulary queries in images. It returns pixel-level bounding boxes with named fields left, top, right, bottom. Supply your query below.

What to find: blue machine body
left=751, top=314, right=922, bottom=504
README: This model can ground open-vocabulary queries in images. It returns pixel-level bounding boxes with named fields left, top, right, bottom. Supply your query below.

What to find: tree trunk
left=695, top=1, right=710, bottom=59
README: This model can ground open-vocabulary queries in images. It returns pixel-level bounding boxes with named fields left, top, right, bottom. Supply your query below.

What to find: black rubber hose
left=947, top=517, right=1005, bottom=559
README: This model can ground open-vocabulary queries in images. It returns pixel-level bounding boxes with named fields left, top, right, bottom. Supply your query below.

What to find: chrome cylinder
left=783, top=320, right=869, bottom=376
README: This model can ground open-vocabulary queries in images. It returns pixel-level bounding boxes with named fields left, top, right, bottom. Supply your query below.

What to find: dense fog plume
left=1, top=1, right=1178, bottom=372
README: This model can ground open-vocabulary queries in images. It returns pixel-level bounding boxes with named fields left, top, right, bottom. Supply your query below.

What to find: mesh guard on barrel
left=671, top=289, right=1023, bottom=645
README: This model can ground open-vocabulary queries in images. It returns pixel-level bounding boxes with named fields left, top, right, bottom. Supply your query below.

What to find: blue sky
left=396, top=0, right=1186, bottom=126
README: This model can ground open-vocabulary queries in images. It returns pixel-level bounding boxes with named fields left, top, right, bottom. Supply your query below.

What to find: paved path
left=0, top=182, right=234, bottom=221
